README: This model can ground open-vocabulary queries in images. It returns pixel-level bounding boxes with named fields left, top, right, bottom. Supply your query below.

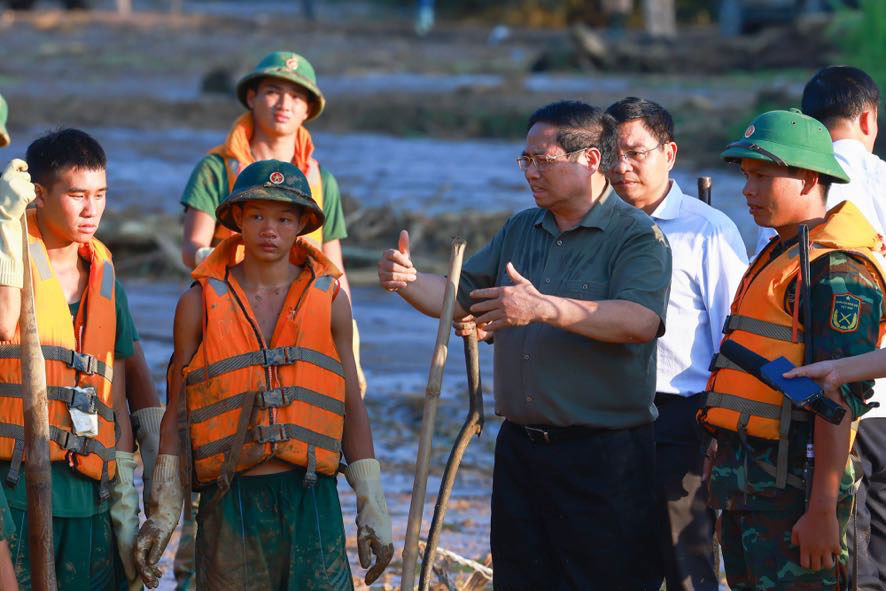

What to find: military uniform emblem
left=286, top=57, right=299, bottom=71
left=269, top=172, right=284, bottom=184
left=831, top=293, right=861, bottom=333
left=744, top=125, right=755, bottom=138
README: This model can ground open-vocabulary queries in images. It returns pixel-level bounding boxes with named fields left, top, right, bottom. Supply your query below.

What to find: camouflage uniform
left=709, top=242, right=882, bottom=590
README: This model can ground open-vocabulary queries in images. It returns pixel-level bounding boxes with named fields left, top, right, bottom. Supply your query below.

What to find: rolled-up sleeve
left=456, top=218, right=509, bottom=313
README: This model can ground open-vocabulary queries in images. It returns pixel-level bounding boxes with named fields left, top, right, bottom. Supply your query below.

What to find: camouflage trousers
left=195, top=467, right=353, bottom=591
left=720, top=495, right=853, bottom=590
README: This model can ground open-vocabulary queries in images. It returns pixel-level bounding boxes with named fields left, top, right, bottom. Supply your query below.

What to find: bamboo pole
left=419, top=330, right=484, bottom=591
left=400, top=237, right=466, bottom=591
left=18, top=214, right=57, bottom=591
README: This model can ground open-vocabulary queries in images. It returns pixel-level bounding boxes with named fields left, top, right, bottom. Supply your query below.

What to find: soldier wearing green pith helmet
left=698, top=109, right=886, bottom=590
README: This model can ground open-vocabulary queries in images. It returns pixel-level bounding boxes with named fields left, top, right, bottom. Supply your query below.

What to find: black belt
left=516, top=422, right=605, bottom=444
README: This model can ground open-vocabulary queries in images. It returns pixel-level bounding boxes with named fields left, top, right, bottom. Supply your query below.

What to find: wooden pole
left=419, top=330, right=484, bottom=591
left=18, top=214, right=57, bottom=591
left=401, top=237, right=466, bottom=591
left=697, top=176, right=712, bottom=205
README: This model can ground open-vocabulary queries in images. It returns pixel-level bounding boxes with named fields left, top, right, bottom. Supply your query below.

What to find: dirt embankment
left=0, top=8, right=836, bottom=167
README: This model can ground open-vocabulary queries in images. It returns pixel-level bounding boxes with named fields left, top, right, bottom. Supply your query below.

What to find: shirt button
left=526, top=395, right=533, bottom=403
left=582, top=283, right=589, bottom=289
left=545, top=278, right=551, bottom=284
left=556, top=239, right=563, bottom=246
left=523, top=354, right=530, bottom=360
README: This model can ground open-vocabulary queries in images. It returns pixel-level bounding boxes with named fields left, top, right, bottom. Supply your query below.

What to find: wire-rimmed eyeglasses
left=614, top=143, right=663, bottom=165
left=516, top=147, right=593, bottom=171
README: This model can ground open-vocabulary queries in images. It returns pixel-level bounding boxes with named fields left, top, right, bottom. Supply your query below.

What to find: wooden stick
left=401, top=237, right=466, bottom=591
left=419, top=330, right=484, bottom=591
left=697, top=176, right=712, bottom=205
left=18, top=214, right=57, bottom=591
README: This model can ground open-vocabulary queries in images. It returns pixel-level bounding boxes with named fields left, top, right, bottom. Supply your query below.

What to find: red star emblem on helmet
left=269, top=172, right=285, bottom=184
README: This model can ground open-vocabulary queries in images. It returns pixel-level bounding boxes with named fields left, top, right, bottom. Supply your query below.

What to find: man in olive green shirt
left=378, top=100, right=671, bottom=590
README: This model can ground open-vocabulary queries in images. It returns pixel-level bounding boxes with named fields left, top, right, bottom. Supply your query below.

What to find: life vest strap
left=185, top=346, right=343, bottom=385
left=703, top=391, right=810, bottom=422
left=192, top=422, right=341, bottom=461
left=0, top=345, right=112, bottom=381
left=709, top=353, right=743, bottom=373
left=0, top=383, right=114, bottom=421
left=723, top=314, right=803, bottom=343
left=49, top=426, right=115, bottom=461
left=189, top=386, right=345, bottom=424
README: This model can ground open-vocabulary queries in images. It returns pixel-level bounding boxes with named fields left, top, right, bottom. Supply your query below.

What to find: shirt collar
left=649, top=180, right=683, bottom=221
left=534, top=180, right=615, bottom=235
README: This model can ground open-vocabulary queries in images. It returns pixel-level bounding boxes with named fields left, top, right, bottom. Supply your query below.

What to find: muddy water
left=7, top=126, right=758, bottom=250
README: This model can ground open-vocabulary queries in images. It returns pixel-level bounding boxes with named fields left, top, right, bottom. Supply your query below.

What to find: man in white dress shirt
left=793, top=66, right=885, bottom=591
left=607, top=97, right=748, bottom=591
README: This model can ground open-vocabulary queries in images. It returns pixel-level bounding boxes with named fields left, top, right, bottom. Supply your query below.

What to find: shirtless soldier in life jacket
left=134, top=160, right=393, bottom=590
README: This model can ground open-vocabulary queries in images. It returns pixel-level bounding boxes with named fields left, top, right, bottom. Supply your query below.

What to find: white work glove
left=109, top=451, right=140, bottom=585
left=131, top=407, right=164, bottom=514
left=0, top=159, right=36, bottom=288
left=194, top=246, right=213, bottom=266
left=344, top=458, right=394, bottom=585
left=134, top=454, right=183, bottom=588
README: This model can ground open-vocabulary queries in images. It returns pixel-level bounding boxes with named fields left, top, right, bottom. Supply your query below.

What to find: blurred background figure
left=416, top=0, right=435, bottom=35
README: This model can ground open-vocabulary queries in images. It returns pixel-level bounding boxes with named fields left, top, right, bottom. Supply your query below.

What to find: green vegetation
left=830, top=0, right=886, bottom=93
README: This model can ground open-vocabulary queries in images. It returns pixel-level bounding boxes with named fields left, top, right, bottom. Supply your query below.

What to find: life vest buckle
left=56, top=430, right=89, bottom=454
left=255, top=423, right=289, bottom=444
left=256, top=389, right=284, bottom=409
left=64, top=386, right=98, bottom=414
left=261, top=348, right=288, bottom=367
left=68, top=351, right=99, bottom=375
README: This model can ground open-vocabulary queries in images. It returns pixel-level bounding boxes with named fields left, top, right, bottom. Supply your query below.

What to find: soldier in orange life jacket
left=700, top=109, right=886, bottom=590
left=0, top=129, right=142, bottom=590
left=134, top=160, right=393, bottom=590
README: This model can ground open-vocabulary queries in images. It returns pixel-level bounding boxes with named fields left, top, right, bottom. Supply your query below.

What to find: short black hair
left=801, top=66, right=880, bottom=124
left=26, top=128, right=106, bottom=187
left=527, top=100, right=616, bottom=171
left=605, top=97, right=674, bottom=144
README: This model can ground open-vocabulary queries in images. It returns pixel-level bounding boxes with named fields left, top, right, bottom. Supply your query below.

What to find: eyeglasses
left=614, top=143, right=662, bottom=164
left=516, top=147, right=592, bottom=171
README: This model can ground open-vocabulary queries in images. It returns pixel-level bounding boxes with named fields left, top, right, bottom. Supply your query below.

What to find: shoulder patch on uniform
left=831, top=293, right=861, bottom=333
left=314, top=275, right=334, bottom=292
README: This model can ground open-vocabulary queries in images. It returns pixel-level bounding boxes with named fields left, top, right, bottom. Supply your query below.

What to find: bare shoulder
left=173, top=285, right=203, bottom=343
left=330, top=286, right=353, bottom=336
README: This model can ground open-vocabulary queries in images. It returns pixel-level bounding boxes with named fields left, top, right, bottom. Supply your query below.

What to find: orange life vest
left=698, top=202, right=886, bottom=487
left=208, top=114, right=325, bottom=247
left=185, top=234, right=344, bottom=488
left=0, top=209, right=117, bottom=492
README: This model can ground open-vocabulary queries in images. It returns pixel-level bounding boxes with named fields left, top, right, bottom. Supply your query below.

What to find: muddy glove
left=344, top=458, right=394, bottom=585
left=134, top=454, right=183, bottom=588
left=131, top=406, right=164, bottom=513
left=110, top=451, right=140, bottom=585
left=194, top=246, right=213, bottom=266
left=0, top=159, right=36, bottom=288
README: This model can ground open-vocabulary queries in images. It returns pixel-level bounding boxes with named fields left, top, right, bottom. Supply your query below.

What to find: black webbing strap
left=0, top=345, right=112, bottom=381
left=185, top=346, right=343, bottom=385
left=775, top=398, right=793, bottom=489
left=726, top=141, right=787, bottom=167
left=723, top=314, right=803, bottom=343
left=201, top=385, right=259, bottom=514
left=5, top=439, right=24, bottom=487
left=0, top=384, right=113, bottom=421
left=189, top=386, right=345, bottom=424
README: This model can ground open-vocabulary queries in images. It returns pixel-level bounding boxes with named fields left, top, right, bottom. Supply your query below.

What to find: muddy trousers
left=8, top=507, right=127, bottom=591
left=651, top=393, right=718, bottom=591
left=195, top=467, right=353, bottom=591
left=849, top=417, right=886, bottom=590
left=173, top=493, right=200, bottom=591
left=490, top=420, right=659, bottom=591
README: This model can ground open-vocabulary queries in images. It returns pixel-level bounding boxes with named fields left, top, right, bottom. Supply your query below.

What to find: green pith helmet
left=216, top=160, right=325, bottom=235
left=721, top=108, right=849, bottom=184
left=236, top=51, right=326, bottom=121
left=0, top=94, right=9, bottom=148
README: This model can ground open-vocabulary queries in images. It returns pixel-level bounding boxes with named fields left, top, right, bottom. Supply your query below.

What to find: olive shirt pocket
left=562, top=280, right=607, bottom=301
